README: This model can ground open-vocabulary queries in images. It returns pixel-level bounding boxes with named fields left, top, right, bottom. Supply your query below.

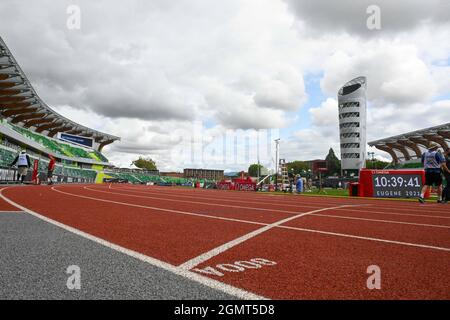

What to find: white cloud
left=320, top=44, right=437, bottom=105
left=1, top=0, right=449, bottom=170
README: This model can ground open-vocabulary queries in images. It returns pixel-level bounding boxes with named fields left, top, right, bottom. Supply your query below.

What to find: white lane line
left=53, top=186, right=268, bottom=227
left=109, top=185, right=450, bottom=219
left=178, top=204, right=364, bottom=271
left=338, top=209, right=450, bottom=220
left=310, top=213, right=450, bottom=229
left=112, top=185, right=450, bottom=213
left=278, top=225, right=450, bottom=252
left=86, top=186, right=324, bottom=216
left=0, top=187, right=266, bottom=300
left=103, top=187, right=450, bottom=224
left=47, top=187, right=450, bottom=258
left=108, top=185, right=328, bottom=210
left=99, top=186, right=450, bottom=228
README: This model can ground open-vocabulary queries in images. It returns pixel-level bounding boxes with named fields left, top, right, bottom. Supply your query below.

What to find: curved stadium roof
left=369, top=123, right=450, bottom=163
left=0, top=36, right=120, bottom=151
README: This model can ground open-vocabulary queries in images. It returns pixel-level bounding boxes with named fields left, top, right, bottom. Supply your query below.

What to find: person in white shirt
left=10, top=150, right=31, bottom=184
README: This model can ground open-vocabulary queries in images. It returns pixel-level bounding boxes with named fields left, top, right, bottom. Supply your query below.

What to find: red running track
left=1, top=184, right=449, bottom=299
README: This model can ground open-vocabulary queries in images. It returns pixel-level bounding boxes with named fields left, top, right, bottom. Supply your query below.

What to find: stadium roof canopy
left=0, top=37, right=120, bottom=150
left=369, top=123, right=450, bottom=164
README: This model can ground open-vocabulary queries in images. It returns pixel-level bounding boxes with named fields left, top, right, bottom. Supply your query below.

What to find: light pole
left=274, top=138, right=280, bottom=191
left=368, top=152, right=375, bottom=169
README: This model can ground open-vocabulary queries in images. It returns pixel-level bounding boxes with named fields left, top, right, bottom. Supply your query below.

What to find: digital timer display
left=372, top=174, right=422, bottom=198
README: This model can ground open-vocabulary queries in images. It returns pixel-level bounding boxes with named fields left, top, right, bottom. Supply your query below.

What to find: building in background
left=183, top=168, right=224, bottom=181
left=338, top=76, right=367, bottom=176
left=160, top=171, right=184, bottom=178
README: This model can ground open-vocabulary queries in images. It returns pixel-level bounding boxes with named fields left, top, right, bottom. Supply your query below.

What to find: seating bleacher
left=11, top=124, right=108, bottom=163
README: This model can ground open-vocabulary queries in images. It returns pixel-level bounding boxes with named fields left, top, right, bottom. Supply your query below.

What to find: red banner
left=31, top=159, right=39, bottom=184
left=217, top=177, right=256, bottom=191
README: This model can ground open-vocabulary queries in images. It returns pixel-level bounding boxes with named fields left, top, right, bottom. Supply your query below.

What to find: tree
left=325, top=148, right=341, bottom=176
left=366, top=159, right=390, bottom=169
left=248, top=164, right=265, bottom=177
left=286, top=161, right=309, bottom=175
left=132, top=157, right=157, bottom=171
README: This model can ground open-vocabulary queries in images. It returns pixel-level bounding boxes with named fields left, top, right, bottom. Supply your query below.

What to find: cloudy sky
left=1, top=0, right=449, bottom=171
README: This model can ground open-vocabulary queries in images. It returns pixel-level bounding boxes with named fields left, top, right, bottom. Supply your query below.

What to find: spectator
left=442, top=148, right=450, bottom=204
left=418, top=143, right=446, bottom=203
left=295, top=175, right=303, bottom=193
left=47, top=154, right=56, bottom=185
left=10, top=149, right=31, bottom=184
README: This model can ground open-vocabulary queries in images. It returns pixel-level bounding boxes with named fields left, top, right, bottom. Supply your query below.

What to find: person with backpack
left=10, top=149, right=32, bottom=184
left=418, top=143, right=446, bottom=204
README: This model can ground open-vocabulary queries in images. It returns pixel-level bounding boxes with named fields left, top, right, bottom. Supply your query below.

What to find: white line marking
left=86, top=186, right=321, bottom=216
left=278, top=225, right=450, bottom=252
left=63, top=186, right=450, bottom=253
left=0, top=187, right=266, bottom=300
left=101, top=186, right=450, bottom=223
left=112, top=184, right=450, bottom=214
left=17, top=185, right=448, bottom=262
left=53, top=186, right=268, bottom=226
left=62, top=186, right=450, bottom=253
left=108, top=185, right=450, bottom=219
left=108, top=185, right=327, bottom=210
left=178, top=204, right=364, bottom=270
left=310, top=213, right=450, bottom=229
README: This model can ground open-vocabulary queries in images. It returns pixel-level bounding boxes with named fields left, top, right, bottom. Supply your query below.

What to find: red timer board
left=358, top=169, right=428, bottom=198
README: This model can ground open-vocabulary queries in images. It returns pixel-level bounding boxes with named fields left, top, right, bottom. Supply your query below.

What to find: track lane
left=80, top=186, right=297, bottom=224
left=191, top=227, right=450, bottom=300
left=103, top=185, right=450, bottom=226
left=0, top=188, right=22, bottom=212
left=111, top=185, right=450, bottom=215
left=283, top=213, right=450, bottom=248
left=3, top=184, right=450, bottom=300
left=60, top=185, right=450, bottom=253
left=82, top=187, right=450, bottom=248
left=2, top=185, right=260, bottom=265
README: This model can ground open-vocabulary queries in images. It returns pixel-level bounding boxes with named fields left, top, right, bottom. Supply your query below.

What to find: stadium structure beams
left=437, top=130, right=450, bottom=140
left=11, top=112, right=46, bottom=124
left=369, top=123, right=450, bottom=164
left=66, top=129, right=83, bottom=135
left=48, top=126, right=73, bottom=137
left=423, top=134, right=449, bottom=150
left=385, top=142, right=411, bottom=161
left=1, top=102, right=32, bottom=109
left=2, top=107, right=38, bottom=117
left=0, top=95, right=27, bottom=102
left=35, top=122, right=64, bottom=133
left=409, top=137, right=431, bottom=149
left=397, top=139, right=422, bottom=158
left=98, top=139, right=115, bottom=152
left=23, top=117, right=54, bottom=128
left=0, top=82, right=16, bottom=88
left=374, top=145, right=399, bottom=164
left=0, top=89, right=21, bottom=95
left=0, top=36, right=120, bottom=149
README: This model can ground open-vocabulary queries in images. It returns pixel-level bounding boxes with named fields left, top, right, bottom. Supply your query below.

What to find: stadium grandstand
left=0, top=36, right=122, bottom=184
left=369, top=122, right=450, bottom=168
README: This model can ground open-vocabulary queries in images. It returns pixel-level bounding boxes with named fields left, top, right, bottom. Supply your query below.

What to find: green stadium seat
left=10, top=124, right=109, bottom=163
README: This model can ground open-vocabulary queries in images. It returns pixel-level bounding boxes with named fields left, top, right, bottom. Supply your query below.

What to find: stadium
left=369, top=123, right=450, bottom=167
left=0, top=1, right=449, bottom=307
